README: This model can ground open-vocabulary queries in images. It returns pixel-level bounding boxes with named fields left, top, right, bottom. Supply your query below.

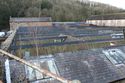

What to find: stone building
left=10, top=17, right=52, bottom=30
left=86, top=13, right=125, bottom=27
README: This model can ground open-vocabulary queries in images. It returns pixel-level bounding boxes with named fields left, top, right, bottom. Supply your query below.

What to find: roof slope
left=9, top=46, right=125, bottom=83
left=54, top=47, right=125, bottom=83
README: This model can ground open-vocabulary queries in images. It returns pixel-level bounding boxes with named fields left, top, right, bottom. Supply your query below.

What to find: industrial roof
left=8, top=46, right=125, bottom=83
left=10, top=17, right=52, bottom=22
left=6, top=24, right=125, bottom=83
left=54, top=47, right=125, bottom=83
left=9, top=56, right=61, bottom=83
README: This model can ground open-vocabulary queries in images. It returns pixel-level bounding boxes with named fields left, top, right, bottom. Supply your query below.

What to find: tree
left=25, top=7, right=40, bottom=17
left=41, top=0, right=53, bottom=10
left=0, top=0, right=124, bottom=30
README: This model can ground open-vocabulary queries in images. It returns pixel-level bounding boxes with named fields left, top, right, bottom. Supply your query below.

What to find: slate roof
left=9, top=54, right=62, bottom=83
left=8, top=46, right=125, bottom=83
left=54, top=48, right=125, bottom=83
left=10, top=17, right=52, bottom=22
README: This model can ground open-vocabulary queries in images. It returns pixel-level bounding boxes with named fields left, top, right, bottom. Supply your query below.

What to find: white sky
left=90, top=0, right=125, bottom=9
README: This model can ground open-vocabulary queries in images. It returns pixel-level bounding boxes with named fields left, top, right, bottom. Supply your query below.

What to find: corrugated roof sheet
left=10, top=17, right=52, bottom=22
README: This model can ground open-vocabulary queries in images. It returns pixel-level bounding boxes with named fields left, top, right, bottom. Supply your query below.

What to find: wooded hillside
left=0, top=0, right=124, bottom=30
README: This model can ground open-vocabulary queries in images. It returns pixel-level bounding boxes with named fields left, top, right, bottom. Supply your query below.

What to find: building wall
left=86, top=19, right=125, bottom=27
left=10, top=22, right=52, bottom=30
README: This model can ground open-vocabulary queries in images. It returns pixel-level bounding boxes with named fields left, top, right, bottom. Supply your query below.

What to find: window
left=25, top=57, right=59, bottom=82
left=103, top=49, right=125, bottom=65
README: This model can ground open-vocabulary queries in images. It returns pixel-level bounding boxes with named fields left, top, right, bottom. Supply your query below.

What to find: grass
left=15, top=35, right=111, bottom=46
left=14, top=39, right=125, bottom=58
left=80, top=36, right=111, bottom=40
left=16, top=39, right=61, bottom=46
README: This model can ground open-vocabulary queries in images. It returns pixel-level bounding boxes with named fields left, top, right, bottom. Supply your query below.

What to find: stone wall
left=10, top=22, right=52, bottom=30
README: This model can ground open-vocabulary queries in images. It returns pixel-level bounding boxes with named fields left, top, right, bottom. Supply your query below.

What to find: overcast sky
left=90, top=0, right=125, bottom=9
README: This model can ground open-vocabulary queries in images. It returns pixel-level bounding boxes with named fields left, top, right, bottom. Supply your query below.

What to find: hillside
left=0, top=0, right=124, bottom=30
